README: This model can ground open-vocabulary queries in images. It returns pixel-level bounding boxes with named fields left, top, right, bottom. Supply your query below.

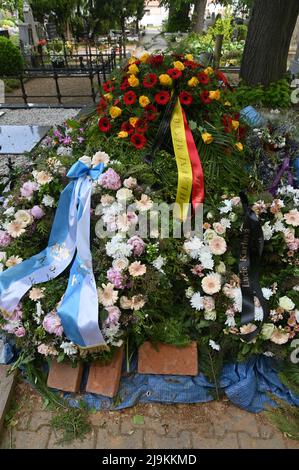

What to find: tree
left=192, top=0, right=207, bottom=33
left=240, top=0, right=299, bottom=86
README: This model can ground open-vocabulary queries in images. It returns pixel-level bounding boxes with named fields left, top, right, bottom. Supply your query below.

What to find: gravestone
left=46, top=22, right=58, bottom=40
left=23, top=1, right=38, bottom=46
left=0, top=126, right=50, bottom=154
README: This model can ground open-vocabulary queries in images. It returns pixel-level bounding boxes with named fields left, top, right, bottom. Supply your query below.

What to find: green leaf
left=132, top=415, right=144, bottom=425
left=188, top=120, right=197, bottom=131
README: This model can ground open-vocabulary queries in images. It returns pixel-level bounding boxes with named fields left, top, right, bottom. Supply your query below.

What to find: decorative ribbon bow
left=0, top=159, right=106, bottom=349
left=239, top=192, right=269, bottom=342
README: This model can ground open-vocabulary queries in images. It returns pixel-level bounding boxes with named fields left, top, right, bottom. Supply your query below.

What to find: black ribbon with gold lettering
left=239, top=192, right=269, bottom=342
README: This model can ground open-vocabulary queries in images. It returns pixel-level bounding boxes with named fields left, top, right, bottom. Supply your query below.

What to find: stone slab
left=0, top=365, right=17, bottom=432
left=86, top=347, right=124, bottom=398
left=47, top=361, right=83, bottom=393
left=0, top=125, right=50, bottom=154
left=138, top=341, right=198, bottom=376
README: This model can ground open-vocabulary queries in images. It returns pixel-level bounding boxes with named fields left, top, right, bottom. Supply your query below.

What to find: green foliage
left=0, top=37, right=23, bottom=77
left=230, top=79, right=291, bottom=108
left=278, top=362, right=299, bottom=397
left=265, top=396, right=299, bottom=440
left=50, top=407, right=92, bottom=445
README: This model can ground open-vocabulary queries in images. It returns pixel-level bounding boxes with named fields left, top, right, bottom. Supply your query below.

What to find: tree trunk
left=240, top=0, right=299, bottom=86
left=192, top=0, right=207, bottom=33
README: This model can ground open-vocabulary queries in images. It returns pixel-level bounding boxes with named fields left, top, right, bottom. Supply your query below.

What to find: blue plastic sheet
left=64, top=355, right=299, bottom=414
left=0, top=333, right=14, bottom=365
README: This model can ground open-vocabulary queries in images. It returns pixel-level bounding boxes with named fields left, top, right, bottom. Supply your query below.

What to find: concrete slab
left=0, top=125, right=50, bottom=154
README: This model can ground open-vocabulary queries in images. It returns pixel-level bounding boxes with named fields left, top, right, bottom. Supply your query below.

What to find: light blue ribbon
left=0, top=159, right=106, bottom=349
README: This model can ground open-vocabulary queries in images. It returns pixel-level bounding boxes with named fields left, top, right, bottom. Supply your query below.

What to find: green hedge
left=0, top=36, right=24, bottom=77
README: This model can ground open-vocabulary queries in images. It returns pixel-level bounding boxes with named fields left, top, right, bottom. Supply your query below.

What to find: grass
left=50, top=406, right=92, bottom=445
left=265, top=396, right=299, bottom=440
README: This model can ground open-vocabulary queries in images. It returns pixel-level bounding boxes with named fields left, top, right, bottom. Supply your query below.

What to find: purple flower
left=53, top=130, right=62, bottom=138
left=0, top=230, right=11, bottom=247
left=105, top=306, right=121, bottom=325
left=107, top=268, right=124, bottom=289
left=43, top=311, right=64, bottom=337
left=63, top=136, right=72, bottom=145
left=98, top=168, right=122, bottom=190
left=20, top=181, right=38, bottom=199
left=127, top=236, right=145, bottom=257
left=15, top=326, right=26, bottom=338
left=77, top=137, right=85, bottom=143
left=30, top=205, right=45, bottom=219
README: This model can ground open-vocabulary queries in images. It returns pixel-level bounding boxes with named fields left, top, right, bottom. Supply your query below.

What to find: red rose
left=167, top=68, right=182, bottom=80
left=198, top=72, right=209, bottom=85
left=179, top=91, right=193, bottom=106
left=149, top=55, right=164, bottom=66
left=136, top=118, right=148, bottom=134
left=121, top=121, right=134, bottom=135
left=145, top=103, right=158, bottom=121
left=98, top=117, right=111, bottom=133
left=123, top=91, right=137, bottom=105
left=222, top=115, right=232, bottom=133
left=155, top=91, right=170, bottom=105
left=96, top=96, right=108, bottom=115
left=143, top=73, right=158, bottom=88
left=200, top=90, right=211, bottom=105
left=102, top=80, right=114, bottom=93
left=120, top=77, right=129, bottom=91
left=131, top=133, right=147, bottom=149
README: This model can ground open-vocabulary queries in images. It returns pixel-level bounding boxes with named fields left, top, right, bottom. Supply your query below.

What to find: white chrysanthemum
left=262, top=221, right=274, bottom=241
left=220, top=218, right=231, bottom=229
left=60, top=341, right=78, bottom=356
left=42, top=195, right=55, bottom=207
left=219, top=199, right=233, bottom=214
left=92, top=151, right=110, bottom=166
left=106, top=234, right=133, bottom=259
left=225, top=316, right=236, bottom=327
left=116, top=188, right=133, bottom=203
left=190, top=292, right=204, bottom=311
left=183, top=236, right=203, bottom=259
left=3, top=207, right=15, bottom=217
left=209, top=339, right=220, bottom=351
left=254, top=306, right=264, bottom=321
left=152, top=255, right=165, bottom=273
left=199, top=245, right=214, bottom=270
left=273, top=220, right=285, bottom=233
left=262, top=287, right=273, bottom=300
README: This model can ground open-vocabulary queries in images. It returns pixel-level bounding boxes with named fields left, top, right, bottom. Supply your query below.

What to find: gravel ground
left=0, top=108, right=80, bottom=126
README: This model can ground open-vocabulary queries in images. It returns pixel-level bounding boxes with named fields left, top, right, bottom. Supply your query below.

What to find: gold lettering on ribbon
left=170, top=100, right=193, bottom=221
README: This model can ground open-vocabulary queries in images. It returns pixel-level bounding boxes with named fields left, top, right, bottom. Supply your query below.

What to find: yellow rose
left=173, top=61, right=185, bottom=71
left=188, top=76, right=199, bottom=87
left=202, top=132, right=213, bottom=144
left=235, top=142, right=243, bottom=152
left=139, top=95, right=150, bottom=108
left=117, top=131, right=128, bottom=139
left=204, top=66, right=214, bottom=75
left=185, top=54, right=194, bottom=61
left=159, top=74, right=173, bottom=87
left=140, top=53, right=150, bottom=63
left=128, top=57, right=137, bottom=64
left=224, top=101, right=232, bottom=106
left=128, top=63, right=139, bottom=75
left=232, top=120, right=239, bottom=130
left=104, top=93, right=113, bottom=102
left=109, top=106, right=122, bottom=119
left=129, top=117, right=139, bottom=127
left=128, top=75, right=140, bottom=87
left=209, top=90, right=221, bottom=101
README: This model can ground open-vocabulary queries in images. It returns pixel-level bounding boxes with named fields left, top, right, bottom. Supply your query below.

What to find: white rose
left=216, top=261, right=226, bottom=274
left=204, top=310, right=217, bottom=321
left=14, top=210, right=33, bottom=227
left=79, top=155, right=92, bottom=167
left=261, top=323, right=275, bottom=340
left=229, top=212, right=237, bottom=222
left=279, top=296, right=295, bottom=311
left=116, top=188, right=133, bottom=203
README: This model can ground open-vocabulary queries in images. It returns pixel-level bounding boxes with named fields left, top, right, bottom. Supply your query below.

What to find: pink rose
left=20, top=181, right=39, bottom=199
left=127, top=236, right=145, bottom=257
left=105, top=306, right=121, bottom=325
left=30, top=205, right=45, bottom=219
left=98, top=168, right=122, bottom=190
left=107, top=267, right=124, bottom=289
left=0, top=230, right=11, bottom=247
left=15, top=326, right=26, bottom=338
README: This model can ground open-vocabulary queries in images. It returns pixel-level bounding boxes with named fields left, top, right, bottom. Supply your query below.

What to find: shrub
left=0, top=36, right=24, bottom=76
left=230, top=79, right=291, bottom=108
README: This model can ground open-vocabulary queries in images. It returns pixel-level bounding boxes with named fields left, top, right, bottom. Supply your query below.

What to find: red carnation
left=131, top=133, right=147, bottom=149
left=215, top=70, right=229, bottom=85
left=179, top=91, right=193, bottom=106
left=222, top=115, right=232, bottom=133
left=123, top=90, right=137, bottom=105
left=198, top=72, right=209, bottom=85
left=121, top=121, right=134, bottom=135
left=120, top=77, right=129, bottom=91
left=167, top=68, right=182, bottom=80
left=102, top=80, right=114, bottom=93
left=200, top=90, right=211, bottom=105
left=183, top=60, right=197, bottom=69
left=149, top=54, right=164, bottom=66
left=98, top=117, right=111, bottom=133
left=145, top=103, right=158, bottom=121
left=155, top=91, right=170, bottom=105
left=96, top=96, right=108, bottom=115
left=136, top=118, right=148, bottom=134
left=143, top=73, right=158, bottom=88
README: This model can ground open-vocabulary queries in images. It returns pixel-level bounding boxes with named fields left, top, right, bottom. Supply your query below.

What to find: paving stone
left=47, top=429, right=96, bottom=449
left=0, top=366, right=17, bottom=431
left=192, top=431, right=239, bottom=449
left=0, top=427, right=13, bottom=449
left=12, top=426, right=50, bottom=449
left=28, top=411, right=53, bottom=431
left=121, top=415, right=162, bottom=434
left=86, top=347, right=124, bottom=397
left=213, top=406, right=260, bottom=437
left=89, top=411, right=120, bottom=433
left=144, top=430, right=191, bottom=449
left=15, top=412, right=32, bottom=431
left=96, top=428, right=144, bottom=449
left=47, top=361, right=83, bottom=393
left=238, top=431, right=286, bottom=449
left=138, top=342, right=198, bottom=376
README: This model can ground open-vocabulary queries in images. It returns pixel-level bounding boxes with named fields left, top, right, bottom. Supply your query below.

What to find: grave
left=0, top=125, right=50, bottom=154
